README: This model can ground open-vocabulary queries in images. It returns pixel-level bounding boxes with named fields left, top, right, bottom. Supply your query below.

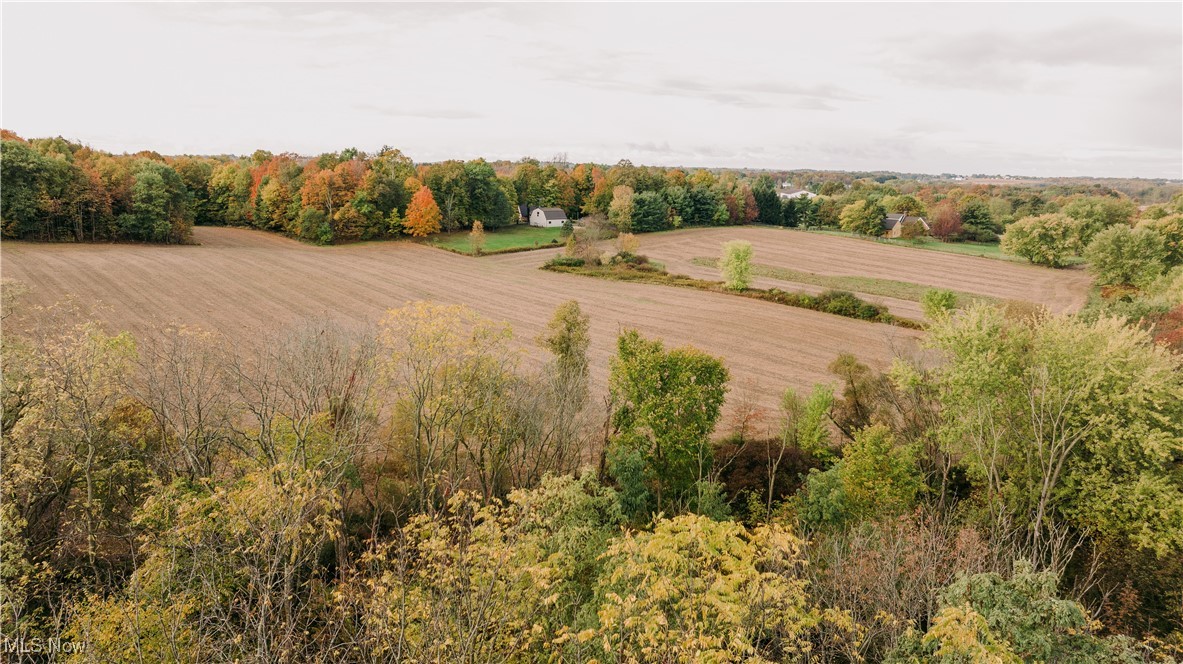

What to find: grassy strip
left=801, top=228, right=1081, bottom=265
left=794, top=227, right=1015, bottom=260
left=543, top=260, right=924, bottom=329
left=690, top=257, right=997, bottom=308
left=430, top=225, right=566, bottom=255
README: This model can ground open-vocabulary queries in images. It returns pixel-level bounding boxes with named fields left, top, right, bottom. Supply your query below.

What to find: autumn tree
left=928, top=200, right=964, bottom=241
left=615, top=232, right=639, bottom=255
left=380, top=303, right=516, bottom=508
left=1084, top=225, right=1168, bottom=288
left=759, top=385, right=833, bottom=516
left=1137, top=214, right=1183, bottom=266
left=1060, top=195, right=1137, bottom=245
left=404, top=185, right=442, bottom=237
left=342, top=475, right=622, bottom=661
left=69, top=466, right=339, bottom=663
left=882, top=194, right=927, bottom=217
left=741, top=184, right=759, bottom=224
left=608, top=185, right=635, bottom=233
left=208, top=161, right=254, bottom=226
left=468, top=219, right=486, bottom=255
left=956, top=195, right=998, bottom=241
left=4, top=317, right=149, bottom=582
left=720, top=240, right=753, bottom=290
left=840, top=199, right=887, bottom=236
left=131, top=325, right=233, bottom=481
left=928, top=304, right=1183, bottom=559
left=595, top=514, right=819, bottom=661
left=607, top=330, right=729, bottom=517
left=798, top=424, right=923, bottom=530
left=1000, top=213, right=1082, bottom=268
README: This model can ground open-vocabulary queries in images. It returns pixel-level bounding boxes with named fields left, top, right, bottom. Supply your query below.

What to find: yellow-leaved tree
left=594, top=513, right=823, bottom=661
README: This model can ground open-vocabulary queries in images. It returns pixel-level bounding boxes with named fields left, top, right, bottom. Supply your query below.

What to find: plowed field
left=3, top=225, right=1087, bottom=412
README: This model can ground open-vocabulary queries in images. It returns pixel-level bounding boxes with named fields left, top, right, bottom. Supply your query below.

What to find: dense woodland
left=3, top=131, right=1183, bottom=662
left=3, top=130, right=1180, bottom=250
left=2, top=270, right=1183, bottom=662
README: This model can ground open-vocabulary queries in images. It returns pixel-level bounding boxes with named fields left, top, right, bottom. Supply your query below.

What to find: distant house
left=517, top=204, right=531, bottom=222
left=529, top=207, right=568, bottom=228
left=882, top=213, right=930, bottom=238
left=778, top=188, right=817, bottom=201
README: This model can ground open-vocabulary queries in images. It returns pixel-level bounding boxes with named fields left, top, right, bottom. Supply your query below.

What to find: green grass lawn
left=797, top=227, right=1087, bottom=266
left=691, top=257, right=996, bottom=307
left=802, top=228, right=1018, bottom=260
left=430, top=224, right=566, bottom=255
left=783, top=227, right=1089, bottom=267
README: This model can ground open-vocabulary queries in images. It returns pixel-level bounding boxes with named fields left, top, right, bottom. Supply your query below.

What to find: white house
left=778, top=188, right=817, bottom=201
left=529, top=207, right=568, bottom=228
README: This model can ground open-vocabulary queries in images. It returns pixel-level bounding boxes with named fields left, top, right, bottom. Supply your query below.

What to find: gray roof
left=883, top=214, right=927, bottom=229
left=536, top=207, right=568, bottom=220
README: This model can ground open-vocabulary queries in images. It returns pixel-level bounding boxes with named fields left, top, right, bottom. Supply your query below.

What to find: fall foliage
left=2, top=276, right=1181, bottom=661
left=403, top=185, right=443, bottom=237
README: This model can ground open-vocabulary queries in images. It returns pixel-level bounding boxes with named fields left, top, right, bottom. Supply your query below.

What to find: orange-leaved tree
left=404, top=186, right=442, bottom=237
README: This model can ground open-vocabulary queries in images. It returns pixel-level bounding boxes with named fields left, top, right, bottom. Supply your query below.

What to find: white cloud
left=2, top=2, right=1178, bottom=178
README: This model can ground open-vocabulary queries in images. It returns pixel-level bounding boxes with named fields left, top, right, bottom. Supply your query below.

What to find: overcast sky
left=3, top=2, right=1180, bottom=178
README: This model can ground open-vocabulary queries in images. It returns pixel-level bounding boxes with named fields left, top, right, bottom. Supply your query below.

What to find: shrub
left=608, top=251, right=648, bottom=266
left=615, top=232, right=639, bottom=255
left=921, top=288, right=958, bottom=321
left=720, top=240, right=753, bottom=290
left=469, top=220, right=486, bottom=255
left=816, top=290, right=882, bottom=320
left=889, top=561, right=1137, bottom=663
left=964, top=226, right=998, bottom=243
left=547, top=256, right=585, bottom=268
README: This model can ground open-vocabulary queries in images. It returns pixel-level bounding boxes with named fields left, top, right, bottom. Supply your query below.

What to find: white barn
left=529, top=207, right=568, bottom=228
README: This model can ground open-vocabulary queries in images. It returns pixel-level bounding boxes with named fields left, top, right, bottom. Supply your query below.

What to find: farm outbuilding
left=529, top=207, right=568, bottom=228
left=882, top=213, right=930, bottom=238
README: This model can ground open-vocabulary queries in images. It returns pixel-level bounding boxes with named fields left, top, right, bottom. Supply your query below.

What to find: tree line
left=0, top=131, right=787, bottom=245
left=12, top=130, right=1174, bottom=247
left=3, top=281, right=1181, bottom=662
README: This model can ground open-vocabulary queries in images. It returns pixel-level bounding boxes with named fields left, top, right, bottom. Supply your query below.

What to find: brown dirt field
left=2, top=226, right=926, bottom=415
left=635, top=226, right=1092, bottom=314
